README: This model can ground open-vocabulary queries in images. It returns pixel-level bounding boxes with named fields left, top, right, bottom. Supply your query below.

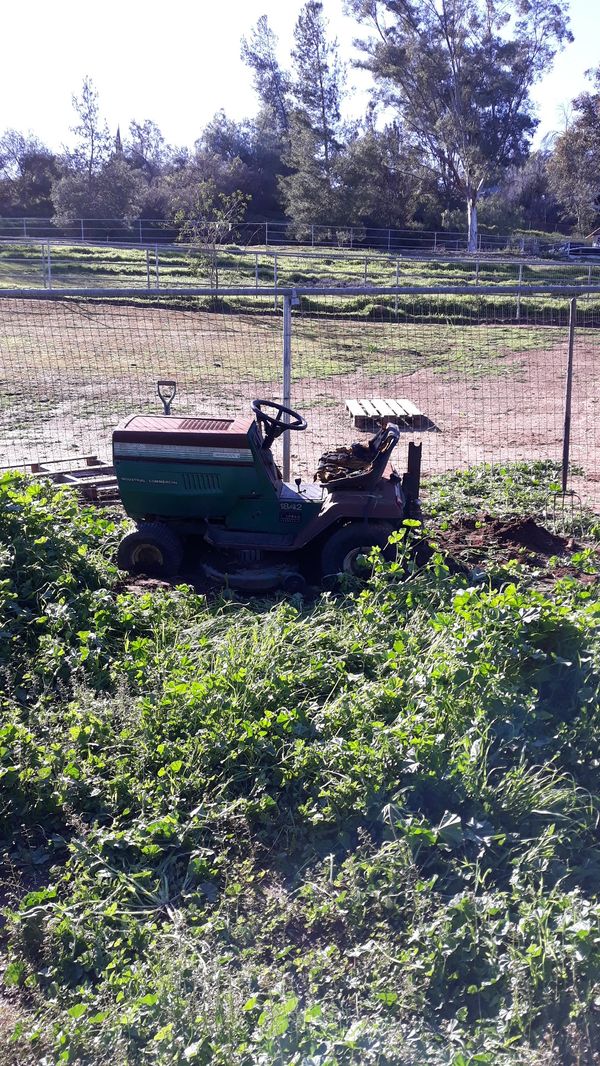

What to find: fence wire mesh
left=0, top=287, right=599, bottom=508
left=2, top=242, right=600, bottom=291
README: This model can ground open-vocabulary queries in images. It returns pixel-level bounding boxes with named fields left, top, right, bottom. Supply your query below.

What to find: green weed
left=1, top=468, right=600, bottom=1063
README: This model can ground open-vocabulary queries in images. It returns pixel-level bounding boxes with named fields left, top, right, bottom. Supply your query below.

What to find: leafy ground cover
left=1, top=465, right=600, bottom=1064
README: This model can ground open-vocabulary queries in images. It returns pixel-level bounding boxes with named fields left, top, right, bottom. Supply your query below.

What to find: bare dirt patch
left=1, top=299, right=599, bottom=507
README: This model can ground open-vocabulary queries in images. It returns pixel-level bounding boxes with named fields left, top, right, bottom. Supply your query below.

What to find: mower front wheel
left=320, top=522, right=395, bottom=580
left=117, top=523, right=184, bottom=578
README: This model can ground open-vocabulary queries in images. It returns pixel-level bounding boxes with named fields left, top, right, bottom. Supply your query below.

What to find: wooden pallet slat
left=358, top=398, right=380, bottom=417
left=396, top=397, right=422, bottom=417
left=385, top=399, right=409, bottom=417
left=371, top=398, right=396, bottom=416
left=345, top=395, right=429, bottom=431
left=345, top=399, right=366, bottom=418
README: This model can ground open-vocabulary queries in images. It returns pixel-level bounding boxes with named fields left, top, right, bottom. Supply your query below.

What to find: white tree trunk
left=467, top=192, right=478, bottom=253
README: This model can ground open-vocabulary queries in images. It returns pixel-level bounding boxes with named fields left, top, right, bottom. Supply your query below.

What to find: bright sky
left=1, top=0, right=597, bottom=153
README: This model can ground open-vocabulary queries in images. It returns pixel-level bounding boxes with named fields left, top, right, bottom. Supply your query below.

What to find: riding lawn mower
left=113, top=393, right=421, bottom=593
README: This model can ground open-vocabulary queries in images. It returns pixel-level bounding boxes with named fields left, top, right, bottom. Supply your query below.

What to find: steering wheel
left=251, top=399, right=307, bottom=449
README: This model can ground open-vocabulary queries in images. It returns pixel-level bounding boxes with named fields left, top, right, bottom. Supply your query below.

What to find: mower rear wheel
left=320, top=521, right=395, bottom=580
left=117, top=523, right=183, bottom=578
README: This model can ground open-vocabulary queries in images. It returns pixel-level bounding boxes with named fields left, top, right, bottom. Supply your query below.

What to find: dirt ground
left=1, top=299, right=599, bottom=508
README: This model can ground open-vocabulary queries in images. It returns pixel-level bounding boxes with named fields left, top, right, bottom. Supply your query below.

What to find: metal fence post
left=516, top=264, right=523, bottom=320
left=155, top=244, right=159, bottom=289
left=255, top=252, right=259, bottom=288
left=23, top=219, right=27, bottom=238
left=274, top=253, right=278, bottom=310
left=146, top=249, right=151, bottom=289
left=47, top=241, right=52, bottom=290
left=395, top=258, right=399, bottom=318
left=561, top=297, right=577, bottom=493
left=81, top=219, right=84, bottom=242
left=282, top=294, right=292, bottom=481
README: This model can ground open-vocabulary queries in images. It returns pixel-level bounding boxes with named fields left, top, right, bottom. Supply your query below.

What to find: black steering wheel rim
left=251, top=399, right=307, bottom=448
left=251, top=399, right=307, bottom=432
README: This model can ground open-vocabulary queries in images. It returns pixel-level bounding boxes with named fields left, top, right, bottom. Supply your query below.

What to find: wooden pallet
left=345, top=397, right=426, bottom=431
left=27, top=456, right=119, bottom=502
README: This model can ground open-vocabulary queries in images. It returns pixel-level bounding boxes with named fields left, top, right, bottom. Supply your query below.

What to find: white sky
left=0, top=0, right=597, bottom=153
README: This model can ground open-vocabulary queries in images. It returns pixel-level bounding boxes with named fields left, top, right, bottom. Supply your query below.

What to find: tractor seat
left=323, top=424, right=400, bottom=492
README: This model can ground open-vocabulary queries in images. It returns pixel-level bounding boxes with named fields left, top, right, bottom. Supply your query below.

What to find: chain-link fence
left=1, top=286, right=599, bottom=505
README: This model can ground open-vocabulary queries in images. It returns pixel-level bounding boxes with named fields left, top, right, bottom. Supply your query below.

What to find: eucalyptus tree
left=348, top=0, right=572, bottom=250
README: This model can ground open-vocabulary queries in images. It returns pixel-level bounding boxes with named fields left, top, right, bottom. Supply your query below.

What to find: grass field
left=1, top=241, right=599, bottom=298
left=1, top=465, right=600, bottom=1064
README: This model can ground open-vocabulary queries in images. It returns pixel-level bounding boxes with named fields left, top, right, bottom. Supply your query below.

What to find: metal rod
left=155, top=244, right=159, bottom=289
left=46, top=241, right=52, bottom=289
left=561, top=297, right=577, bottom=494
left=516, top=263, right=523, bottom=320
left=282, top=294, right=292, bottom=481
left=2, top=284, right=598, bottom=300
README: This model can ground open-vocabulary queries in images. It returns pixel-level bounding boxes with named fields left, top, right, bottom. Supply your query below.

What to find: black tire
left=117, top=523, right=184, bottom=578
left=320, top=522, right=395, bottom=580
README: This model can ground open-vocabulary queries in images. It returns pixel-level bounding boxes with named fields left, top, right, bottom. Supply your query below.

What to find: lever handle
left=157, top=379, right=177, bottom=416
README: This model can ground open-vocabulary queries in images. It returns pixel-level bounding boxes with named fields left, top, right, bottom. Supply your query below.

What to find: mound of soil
left=438, top=514, right=570, bottom=560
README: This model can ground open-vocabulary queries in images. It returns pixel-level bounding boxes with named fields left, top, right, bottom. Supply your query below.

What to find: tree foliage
left=0, top=130, right=59, bottom=216
left=174, top=179, right=250, bottom=285
left=3, top=9, right=599, bottom=243
left=348, top=0, right=572, bottom=249
left=241, top=15, right=291, bottom=136
left=280, top=0, right=346, bottom=229
left=548, top=67, right=600, bottom=235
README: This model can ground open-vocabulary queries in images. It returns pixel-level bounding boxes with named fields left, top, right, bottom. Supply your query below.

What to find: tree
left=348, top=0, right=572, bottom=250
left=52, top=156, right=143, bottom=223
left=67, top=77, right=111, bottom=191
left=339, top=117, right=441, bottom=229
left=174, top=180, right=250, bottom=287
left=124, top=120, right=174, bottom=218
left=0, top=130, right=59, bottom=216
left=548, top=68, right=600, bottom=235
left=241, top=15, right=291, bottom=137
left=126, top=120, right=170, bottom=180
left=280, top=0, right=346, bottom=230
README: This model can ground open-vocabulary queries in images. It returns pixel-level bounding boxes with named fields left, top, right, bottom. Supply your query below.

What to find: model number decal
left=280, top=502, right=303, bottom=523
